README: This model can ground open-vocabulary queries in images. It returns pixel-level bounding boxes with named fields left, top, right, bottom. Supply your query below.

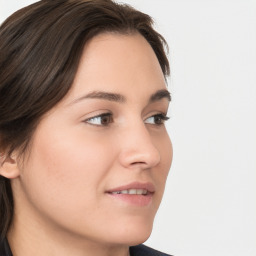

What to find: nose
left=118, top=123, right=161, bottom=170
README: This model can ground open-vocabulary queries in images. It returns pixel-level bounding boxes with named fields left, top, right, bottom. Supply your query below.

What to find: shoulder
left=130, top=244, right=172, bottom=256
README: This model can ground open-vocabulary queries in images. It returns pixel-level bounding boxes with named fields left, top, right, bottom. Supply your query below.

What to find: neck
left=7, top=213, right=130, bottom=256
left=7, top=180, right=131, bottom=256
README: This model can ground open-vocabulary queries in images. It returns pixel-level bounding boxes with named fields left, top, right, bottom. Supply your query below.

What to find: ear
left=0, top=153, right=20, bottom=179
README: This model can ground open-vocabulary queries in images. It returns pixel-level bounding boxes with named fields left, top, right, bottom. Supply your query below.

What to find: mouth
left=109, top=189, right=150, bottom=195
left=106, top=182, right=155, bottom=206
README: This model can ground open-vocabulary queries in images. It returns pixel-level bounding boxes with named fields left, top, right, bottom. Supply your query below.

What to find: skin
left=1, top=33, right=173, bottom=256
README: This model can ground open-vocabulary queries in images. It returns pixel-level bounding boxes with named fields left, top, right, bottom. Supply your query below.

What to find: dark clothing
left=0, top=237, right=171, bottom=256
left=130, top=244, right=172, bottom=256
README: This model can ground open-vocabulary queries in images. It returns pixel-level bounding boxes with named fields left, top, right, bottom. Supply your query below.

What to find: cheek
left=153, top=133, right=173, bottom=191
left=20, top=127, right=113, bottom=218
left=162, top=134, right=173, bottom=172
left=156, top=131, right=173, bottom=170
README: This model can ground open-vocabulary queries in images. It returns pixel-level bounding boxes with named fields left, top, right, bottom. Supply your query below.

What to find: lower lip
left=107, top=193, right=153, bottom=206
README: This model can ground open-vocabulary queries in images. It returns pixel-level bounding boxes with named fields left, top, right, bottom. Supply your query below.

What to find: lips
left=106, top=182, right=155, bottom=195
left=110, top=189, right=148, bottom=195
left=106, top=182, right=155, bottom=206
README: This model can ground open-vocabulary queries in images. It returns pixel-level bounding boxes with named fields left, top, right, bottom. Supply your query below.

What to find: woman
left=0, top=0, right=173, bottom=255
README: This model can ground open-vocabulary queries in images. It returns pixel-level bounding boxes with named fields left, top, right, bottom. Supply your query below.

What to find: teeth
left=129, top=189, right=136, bottom=194
left=111, top=189, right=148, bottom=195
left=137, top=189, right=147, bottom=195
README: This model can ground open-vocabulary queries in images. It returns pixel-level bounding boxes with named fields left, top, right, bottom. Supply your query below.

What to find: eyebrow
left=150, top=89, right=171, bottom=103
left=71, top=91, right=126, bottom=104
left=69, top=89, right=171, bottom=106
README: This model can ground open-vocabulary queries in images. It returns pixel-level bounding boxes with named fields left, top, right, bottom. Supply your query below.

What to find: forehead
left=65, top=33, right=167, bottom=102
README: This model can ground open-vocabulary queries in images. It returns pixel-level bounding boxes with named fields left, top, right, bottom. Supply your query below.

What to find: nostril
left=129, top=161, right=149, bottom=168
left=131, top=161, right=145, bottom=165
left=118, top=143, right=161, bottom=169
left=118, top=131, right=161, bottom=169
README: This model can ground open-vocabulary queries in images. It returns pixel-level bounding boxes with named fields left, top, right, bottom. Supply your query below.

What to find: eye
left=84, top=113, right=113, bottom=126
left=144, top=113, right=169, bottom=125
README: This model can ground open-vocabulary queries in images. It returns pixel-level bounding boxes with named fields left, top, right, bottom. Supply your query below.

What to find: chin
left=112, top=219, right=154, bottom=246
left=126, top=232, right=152, bottom=246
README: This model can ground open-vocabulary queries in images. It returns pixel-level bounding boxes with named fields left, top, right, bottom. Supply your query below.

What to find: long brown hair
left=0, top=0, right=170, bottom=240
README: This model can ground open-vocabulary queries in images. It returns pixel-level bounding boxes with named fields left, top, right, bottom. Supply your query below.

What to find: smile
left=109, top=189, right=149, bottom=195
left=106, top=182, right=155, bottom=206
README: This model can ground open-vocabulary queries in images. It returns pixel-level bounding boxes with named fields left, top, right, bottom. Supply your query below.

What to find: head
left=0, top=0, right=172, bottom=248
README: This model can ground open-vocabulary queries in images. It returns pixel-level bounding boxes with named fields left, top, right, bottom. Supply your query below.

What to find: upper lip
left=106, top=182, right=155, bottom=193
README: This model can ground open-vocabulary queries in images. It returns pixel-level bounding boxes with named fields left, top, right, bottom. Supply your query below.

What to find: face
left=13, top=33, right=173, bottom=247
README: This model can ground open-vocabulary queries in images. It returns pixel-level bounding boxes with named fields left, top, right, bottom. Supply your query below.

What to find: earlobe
left=0, top=153, right=20, bottom=179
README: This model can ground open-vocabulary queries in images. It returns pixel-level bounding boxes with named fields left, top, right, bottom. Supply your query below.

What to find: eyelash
left=84, top=113, right=169, bottom=127
left=85, top=113, right=114, bottom=126
left=144, top=113, right=170, bottom=125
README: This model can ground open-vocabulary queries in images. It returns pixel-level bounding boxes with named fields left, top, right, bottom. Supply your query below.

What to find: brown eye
left=85, top=113, right=113, bottom=126
left=100, top=114, right=113, bottom=125
left=145, top=114, right=169, bottom=126
left=154, top=115, right=163, bottom=125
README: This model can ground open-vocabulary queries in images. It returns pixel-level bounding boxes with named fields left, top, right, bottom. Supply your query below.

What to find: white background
left=1, top=1, right=256, bottom=255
